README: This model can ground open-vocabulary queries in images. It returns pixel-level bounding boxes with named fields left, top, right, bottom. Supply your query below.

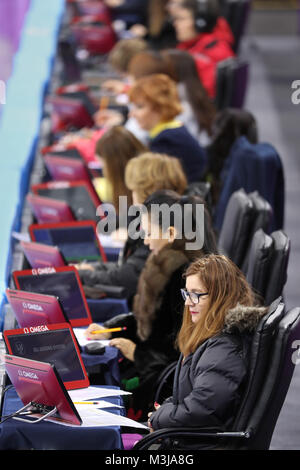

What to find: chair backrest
left=245, top=229, right=274, bottom=300
left=218, top=188, right=255, bottom=267
left=232, top=297, right=285, bottom=433
left=213, top=136, right=285, bottom=233
left=241, top=192, right=273, bottom=273
left=220, top=0, right=253, bottom=53
left=230, top=60, right=249, bottom=108
left=216, top=58, right=249, bottom=110
left=264, top=230, right=290, bottom=306
left=244, top=307, right=300, bottom=449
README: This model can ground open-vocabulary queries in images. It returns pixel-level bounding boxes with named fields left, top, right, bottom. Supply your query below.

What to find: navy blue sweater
left=149, top=125, right=207, bottom=184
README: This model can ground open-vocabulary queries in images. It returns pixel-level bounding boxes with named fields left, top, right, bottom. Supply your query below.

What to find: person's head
left=128, top=50, right=169, bottom=81
left=177, top=254, right=255, bottom=356
left=96, top=126, right=147, bottom=210
left=161, top=48, right=216, bottom=133
left=173, top=0, right=220, bottom=42
left=140, top=189, right=218, bottom=256
left=125, top=152, right=187, bottom=206
left=108, top=38, right=148, bottom=75
left=207, top=108, right=258, bottom=179
left=128, top=74, right=182, bottom=131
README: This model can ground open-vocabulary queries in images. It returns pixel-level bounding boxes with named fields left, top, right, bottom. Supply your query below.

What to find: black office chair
left=216, top=58, right=249, bottom=110
left=217, top=188, right=255, bottom=267
left=264, top=230, right=290, bottom=306
left=245, top=228, right=274, bottom=302
left=220, top=0, right=252, bottom=53
left=133, top=303, right=300, bottom=450
left=246, top=229, right=290, bottom=306
left=241, top=191, right=273, bottom=273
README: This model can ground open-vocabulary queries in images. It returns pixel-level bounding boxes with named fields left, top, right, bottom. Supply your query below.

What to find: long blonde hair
left=177, top=254, right=255, bottom=357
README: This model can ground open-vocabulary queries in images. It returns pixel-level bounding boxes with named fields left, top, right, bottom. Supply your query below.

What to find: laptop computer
left=4, top=354, right=82, bottom=425
left=20, top=240, right=67, bottom=269
left=5, top=289, right=68, bottom=328
left=28, top=220, right=106, bottom=264
left=13, top=266, right=93, bottom=327
left=4, top=323, right=89, bottom=390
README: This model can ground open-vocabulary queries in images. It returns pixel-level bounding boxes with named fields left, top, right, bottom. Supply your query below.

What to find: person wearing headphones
left=172, top=0, right=235, bottom=98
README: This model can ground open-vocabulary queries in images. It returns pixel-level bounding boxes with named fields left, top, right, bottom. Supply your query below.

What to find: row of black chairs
left=218, top=188, right=290, bottom=305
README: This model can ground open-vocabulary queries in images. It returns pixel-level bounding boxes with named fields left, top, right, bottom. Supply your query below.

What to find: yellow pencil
left=91, top=326, right=127, bottom=334
left=74, top=401, right=101, bottom=405
left=99, top=95, right=109, bottom=112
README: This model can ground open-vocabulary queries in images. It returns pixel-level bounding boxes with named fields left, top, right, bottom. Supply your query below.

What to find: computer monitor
left=46, top=95, right=94, bottom=129
left=5, top=289, right=68, bottom=328
left=43, top=155, right=92, bottom=184
left=4, top=354, right=82, bottom=425
left=26, top=193, right=75, bottom=224
left=28, top=220, right=107, bottom=264
left=4, top=323, right=89, bottom=390
left=20, top=240, right=66, bottom=269
left=31, top=181, right=102, bottom=222
left=13, top=266, right=93, bottom=327
left=41, top=146, right=84, bottom=160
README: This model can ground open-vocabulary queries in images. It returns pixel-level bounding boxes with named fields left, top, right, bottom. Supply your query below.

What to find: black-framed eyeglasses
left=180, top=288, right=208, bottom=304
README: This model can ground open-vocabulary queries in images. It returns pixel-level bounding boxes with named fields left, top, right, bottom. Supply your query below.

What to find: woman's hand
left=75, top=262, right=95, bottom=271
left=85, top=323, right=112, bottom=340
left=101, top=79, right=125, bottom=95
left=94, top=109, right=124, bottom=128
left=109, top=337, right=136, bottom=361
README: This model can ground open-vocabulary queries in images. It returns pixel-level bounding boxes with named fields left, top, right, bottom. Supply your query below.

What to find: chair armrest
left=133, top=427, right=250, bottom=450
left=154, top=361, right=177, bottom=403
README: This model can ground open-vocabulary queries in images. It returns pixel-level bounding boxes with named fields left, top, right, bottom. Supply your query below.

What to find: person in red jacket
left=172, top=0, right=235, bottom=98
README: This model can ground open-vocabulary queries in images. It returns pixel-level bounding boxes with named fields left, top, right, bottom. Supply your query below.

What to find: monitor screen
left=13, top=267, right=92, bottom=327
left=31, top=181, right=101, bottom=222
left=20, top=240, right=66, bottom=269
left=29, top=221, right=106, bottom=263
left=6, top=288, right=68, bottom=328
left=26, top=193, right=75, bottom=224
left=43, top=156, right=91, bottom=184
left=4, top=354, right=82, bottom=425
left=4, top=323, right=89, bottom=390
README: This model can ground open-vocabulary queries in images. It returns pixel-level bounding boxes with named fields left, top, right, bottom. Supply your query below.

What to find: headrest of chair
left=218, top=188, right=254, bottom=266
left=245, top=307, right=300, bottom=449
left=246, top=229, right=274, bottom=299
left=264, top=231, right=290, bottom=305
left=233, top=296, right=285, bottom=431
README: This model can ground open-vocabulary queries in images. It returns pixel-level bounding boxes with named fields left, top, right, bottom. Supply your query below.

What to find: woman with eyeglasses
left=148, top=254, right=267, bottom=449
left=85, top=189, right=217, bottom=420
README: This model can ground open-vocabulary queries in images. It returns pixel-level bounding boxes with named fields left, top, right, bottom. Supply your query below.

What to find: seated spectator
left=148, top=254, right=267, bottom=449
left=85, top=189, right=218, bottom=420
left=94, top=125, right=147, bottom=210
left=172, top=0, right=235, bottom=97
left=77, top=152, right=188, bottom=307
left=128, top=48, right=216, bottom=145
left=128, top=73, right=207, bottom=183
left=205, top=108, right=258, bottom=206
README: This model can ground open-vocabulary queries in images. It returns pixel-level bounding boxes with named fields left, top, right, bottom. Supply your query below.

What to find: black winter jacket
left=78, top=237, right=150, bottom=307
left=150, top=304, right=267, bottom=434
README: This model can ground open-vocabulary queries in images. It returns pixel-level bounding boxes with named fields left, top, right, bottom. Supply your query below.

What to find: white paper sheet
left=73, top=327, right=110, bottom=347
left=68, top=386, right=131, bottom=402
left=12, top=231, right=30, bottom=242
left=47, top=407, right=148, bottom=429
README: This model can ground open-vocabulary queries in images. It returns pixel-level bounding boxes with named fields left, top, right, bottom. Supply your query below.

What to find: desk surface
left=0, top=386, right=124, bottom=450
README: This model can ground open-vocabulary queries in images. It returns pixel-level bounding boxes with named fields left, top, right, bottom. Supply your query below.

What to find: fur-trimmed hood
left=222, top=303, right=268, bottom=334
left=133, top=243, right=201, bottom=341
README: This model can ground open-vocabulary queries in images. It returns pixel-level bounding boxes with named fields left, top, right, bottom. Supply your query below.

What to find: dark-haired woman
left=85, top=189, right=218, bottom=419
